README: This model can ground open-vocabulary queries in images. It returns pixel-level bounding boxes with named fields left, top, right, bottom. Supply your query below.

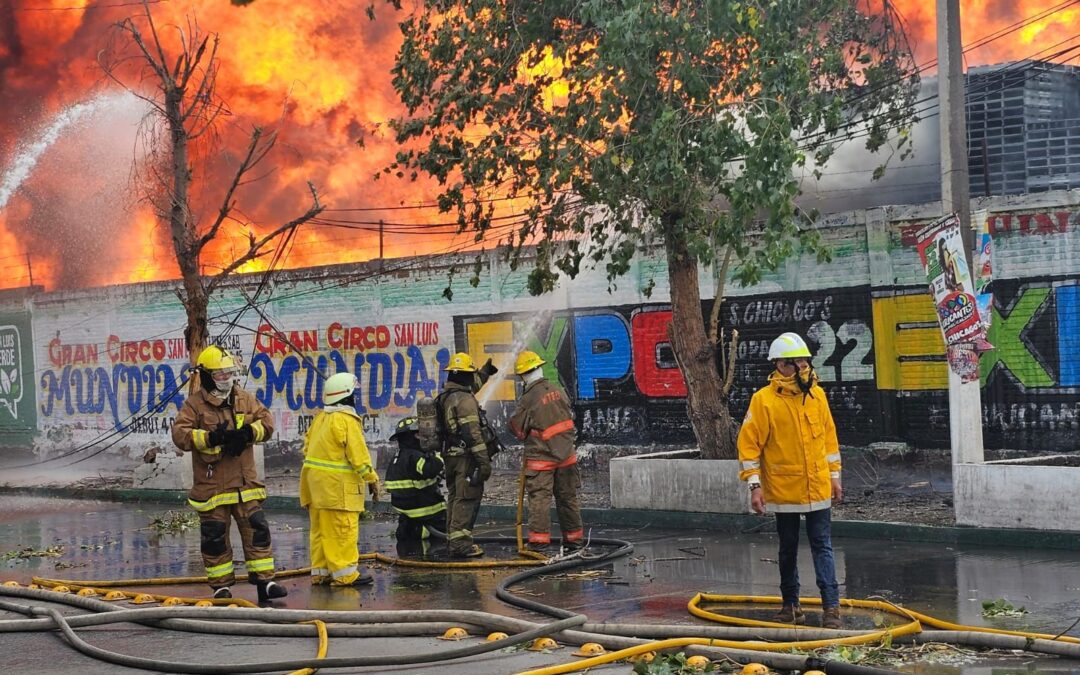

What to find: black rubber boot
left=257, top=580, right=288, bottom=602
left=347, top=574, right=374, bottom=587
left=212, top=587, right=232, bottom=599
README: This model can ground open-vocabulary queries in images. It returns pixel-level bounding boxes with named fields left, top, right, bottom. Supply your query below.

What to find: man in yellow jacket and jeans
left=300, top=371, right=380, bottom=587
left=738, top=332, right=844, bottom=629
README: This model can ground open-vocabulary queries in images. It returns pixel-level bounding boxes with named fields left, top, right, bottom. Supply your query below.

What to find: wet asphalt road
left=2, top=495, right=1080, bottom=674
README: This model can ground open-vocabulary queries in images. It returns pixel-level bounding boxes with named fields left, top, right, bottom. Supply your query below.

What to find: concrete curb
left=3, top=485, right=1079, bottom=551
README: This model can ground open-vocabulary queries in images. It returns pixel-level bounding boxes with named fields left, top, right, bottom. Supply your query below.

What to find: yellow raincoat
left=299, top=405, right=378, bottom=585
left=737, top=371, right=841, bottom=513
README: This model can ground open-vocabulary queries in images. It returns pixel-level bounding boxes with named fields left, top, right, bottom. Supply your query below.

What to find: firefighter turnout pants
left=308, top=507, right=362, bottom=586
left=526, top=463, right=584, bottom=547
left=444, top=454, right=483, bottom=554
left=198, top=499, right=276, bottom=589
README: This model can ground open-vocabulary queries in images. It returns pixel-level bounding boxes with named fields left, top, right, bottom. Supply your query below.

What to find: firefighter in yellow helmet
left=737, top=332, right=843, bottom=629
left=300, top=371, right=380, bottom=586
left=508, top=351, right=584, bottom=553
left=437, top=351, right=498, bottom=558
left=171, top=345, right=286, bottom=602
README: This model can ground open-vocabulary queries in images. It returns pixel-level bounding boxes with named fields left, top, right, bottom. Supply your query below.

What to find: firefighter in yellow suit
left=300, top=371, right=380, bottom=587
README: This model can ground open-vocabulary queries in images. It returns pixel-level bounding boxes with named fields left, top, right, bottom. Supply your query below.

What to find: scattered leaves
left=148, top=510, right=199, bottom=535
left=982, top=598, right=1028, bottom=617
left=2, top=545, right=65, bottom=561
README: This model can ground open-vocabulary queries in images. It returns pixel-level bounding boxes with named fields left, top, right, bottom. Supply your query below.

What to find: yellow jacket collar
left=324, top=403, right=361, bottom=419
left=768, top=370, right=818, bottom=397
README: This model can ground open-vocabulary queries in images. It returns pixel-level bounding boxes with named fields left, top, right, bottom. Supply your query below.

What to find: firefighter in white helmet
left=738, top=332, right=843, bottom=629
left=299, top=371, right=380, bottom=586
left=172, top=345, right=286, bottom=603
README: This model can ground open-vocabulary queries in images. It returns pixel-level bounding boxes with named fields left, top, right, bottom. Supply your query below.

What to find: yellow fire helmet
left=514, top=350, right=546, bottom=375
left=741, top=663, right=769, bottom=675
left=445, top=352, right=477, bottom=372
left=196, top=345, right=236, bottom=371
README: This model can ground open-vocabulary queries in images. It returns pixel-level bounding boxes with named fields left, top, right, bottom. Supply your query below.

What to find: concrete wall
left=2, top=190, right=1080, bottom=458
left=954, top=463, right=1080, bottom=530
left=609, top=451, right=746, bottom=513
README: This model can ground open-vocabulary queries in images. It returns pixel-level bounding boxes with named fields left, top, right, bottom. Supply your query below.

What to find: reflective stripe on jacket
left=385, top=444, right=445, bottom=518
left=299, top=405, right=378, bottom=512
left=509, top=378, right=576, bottom=466
left=737, top=371, right=841, bottom=513
left=439, top=382, right=487, bottom=457
left=171, top=386, right=273, bottom=504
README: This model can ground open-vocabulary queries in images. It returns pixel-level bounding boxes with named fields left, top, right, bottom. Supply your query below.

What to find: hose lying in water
left=0, top=587, right=586, bottom=674
left=0, top=583, right=904, bottom=675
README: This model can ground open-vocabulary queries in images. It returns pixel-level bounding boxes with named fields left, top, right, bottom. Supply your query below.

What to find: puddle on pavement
left=2, top=495, right=1079, bottom=674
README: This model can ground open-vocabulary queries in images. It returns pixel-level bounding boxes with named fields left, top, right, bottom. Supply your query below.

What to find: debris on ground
left=147, top=510, right=199, bottom=534
left=2, top=544, right=65, bottom=561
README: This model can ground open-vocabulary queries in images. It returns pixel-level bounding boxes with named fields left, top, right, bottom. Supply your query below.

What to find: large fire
left=0, top=0, right=1075, bottom=291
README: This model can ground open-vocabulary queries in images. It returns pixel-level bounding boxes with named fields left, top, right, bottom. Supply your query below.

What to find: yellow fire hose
left=288, top=619, right=328, bottom=675
left=513, top=593, right=1080, bottom=675
left=516, top=451, right=549, bottom=562
left=689, top=593, right=1080, bottom=645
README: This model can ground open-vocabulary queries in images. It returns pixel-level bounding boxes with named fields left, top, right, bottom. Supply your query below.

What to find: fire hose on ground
left=3, top=465, right=1079, bottom=673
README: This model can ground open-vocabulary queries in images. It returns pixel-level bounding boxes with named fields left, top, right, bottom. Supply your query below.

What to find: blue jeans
left=775, top=508, right=840, bottom=608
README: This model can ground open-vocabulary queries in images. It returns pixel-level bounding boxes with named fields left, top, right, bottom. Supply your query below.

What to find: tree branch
left=708, top=244, right=733, bottom=347
left=722, top=328, right=739, bottom=398
left=206, top=182, right=324, bottom=294
left=197, top=127, right=265, bottom=251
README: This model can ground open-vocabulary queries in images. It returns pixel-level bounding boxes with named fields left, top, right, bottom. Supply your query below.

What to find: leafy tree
left=387, top=0, right=917, bottom=458
left=102, top=3, right=325, bottom=361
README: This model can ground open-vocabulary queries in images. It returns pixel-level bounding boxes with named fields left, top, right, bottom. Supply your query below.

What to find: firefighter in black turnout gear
left=384, top=417, right=446, bottom=556
left=436, top=353, right=500, bottom=558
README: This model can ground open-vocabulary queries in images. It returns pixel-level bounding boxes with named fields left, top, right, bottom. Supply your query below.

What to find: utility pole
left=25, top=254, right=34, bottom=288
left=937, top=0, right=984, bottom=465
left=379, top=219, right=384, bottom=270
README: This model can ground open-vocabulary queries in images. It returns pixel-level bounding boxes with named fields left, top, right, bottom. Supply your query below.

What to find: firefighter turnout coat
left=385, top=445, right=445, bottom=520
left=509, top=378, right=576, bottom=469
left=737, top=371, right=842, bottom=512
left=299, top=405, right=379, bottom=512
left=172, top=386, right=273, bottom=511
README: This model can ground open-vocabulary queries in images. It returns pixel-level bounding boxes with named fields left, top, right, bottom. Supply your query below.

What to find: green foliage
left=149, top=510, right=199, bottom=535
left=387, top=0, right=918, bottom=293
left=981, top=598, right=1028, bottom=617
left=633, top=652, right=716, bottom=674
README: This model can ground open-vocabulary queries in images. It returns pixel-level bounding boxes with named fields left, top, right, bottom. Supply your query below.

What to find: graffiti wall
left=2, top=191, right=1080, bottom=455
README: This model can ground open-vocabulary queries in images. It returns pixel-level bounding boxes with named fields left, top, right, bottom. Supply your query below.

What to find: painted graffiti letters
left=393, top=322, right=439, bottom=347
left=248, top=346, right=450, bottom=415
left=325, top=322, right=390, bottom=352
left=0, top=325, right=24, bottom=421
left=49, top=337, right=100, bottom=367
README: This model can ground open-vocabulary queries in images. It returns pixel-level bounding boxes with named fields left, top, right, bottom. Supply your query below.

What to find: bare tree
left=101, top=2, right=324, bottom=360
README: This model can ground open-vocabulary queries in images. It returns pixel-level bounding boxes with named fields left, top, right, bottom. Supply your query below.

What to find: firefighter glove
left=223, top=426, right=254, bottom=457
left=207, top=423, right=228, bottom=448
left=479, top=358, right=499, bottom=378
left=473, top=451, right=492, bottom=482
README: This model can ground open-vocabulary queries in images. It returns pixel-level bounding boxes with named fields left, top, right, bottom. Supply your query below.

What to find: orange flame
left=0, top=0, right=1076, bottom=291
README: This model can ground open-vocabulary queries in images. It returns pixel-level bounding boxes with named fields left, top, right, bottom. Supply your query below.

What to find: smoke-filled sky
left=0, top=0, right=1077, bottom=291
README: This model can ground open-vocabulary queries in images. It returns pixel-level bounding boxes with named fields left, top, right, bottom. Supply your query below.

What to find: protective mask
left=212, top=368, right=237, bottom=396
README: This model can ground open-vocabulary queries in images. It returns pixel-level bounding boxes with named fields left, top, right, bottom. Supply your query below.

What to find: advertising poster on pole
left=973, top=209, right=994, bottom=334
left=913, top=214, right=988, bottom=382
